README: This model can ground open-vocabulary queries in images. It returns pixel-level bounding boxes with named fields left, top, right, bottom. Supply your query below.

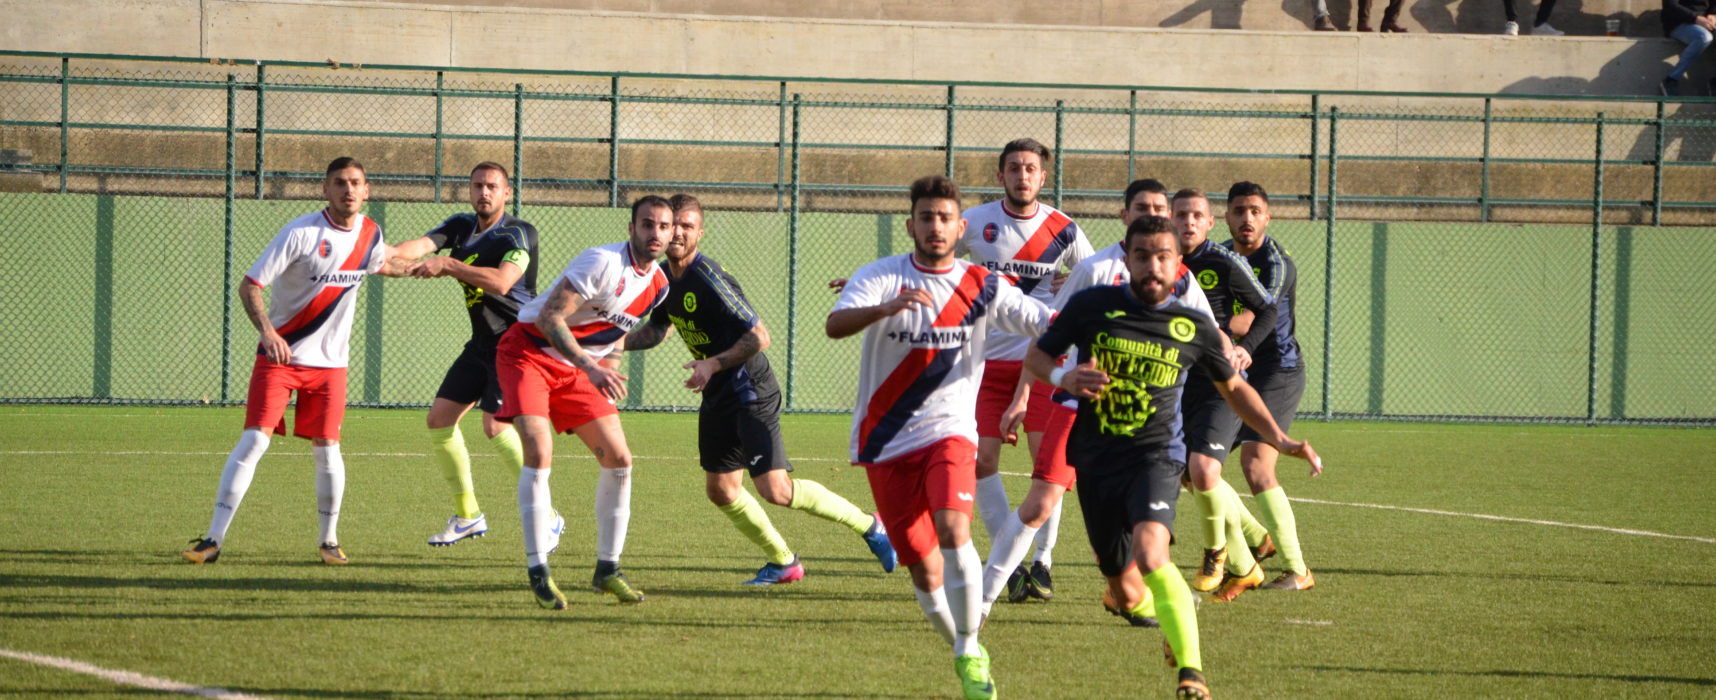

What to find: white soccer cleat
left=428, top=513, right=488, bottom=546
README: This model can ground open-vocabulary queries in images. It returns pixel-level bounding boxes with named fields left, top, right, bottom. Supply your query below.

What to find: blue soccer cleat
left=862, top=514, right=897, bottom=573
left=744, top=556, right=805, bottom=586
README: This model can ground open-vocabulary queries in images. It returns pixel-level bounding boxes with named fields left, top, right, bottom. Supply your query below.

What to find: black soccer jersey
left=1223, top=235, right=1300, bottom=370
left=649, top=253, right=778, bottom=405
left=1184, top=239, right=1276, bottom=358
left=424, top=213, right=540, bottom=345
left=1035, top=285, right=1235, bottom=472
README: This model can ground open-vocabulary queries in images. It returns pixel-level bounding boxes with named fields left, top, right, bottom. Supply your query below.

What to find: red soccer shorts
left=863, top=437, right=978, bottom=569
left=244, top=355, right=347, bottom=441
left=495, top=324, right=618, bottom=433
left=1030, top=401, right=1078, bottom=489
left=975, top=360, right=1055, bottom=439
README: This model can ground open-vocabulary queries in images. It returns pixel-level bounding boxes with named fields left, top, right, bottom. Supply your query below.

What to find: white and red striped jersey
left=517, top=241, right=669, bottom=364
left=244, top=210, right=387, bottom=369
left=833, top=254, right=1054, bottom=464
left=957, top=200, right=1094, bottom=361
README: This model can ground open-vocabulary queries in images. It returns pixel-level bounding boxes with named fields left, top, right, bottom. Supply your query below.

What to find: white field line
left=0, top=648, right=267, bottom=699
left=995, top=470, right=1715, bottom=545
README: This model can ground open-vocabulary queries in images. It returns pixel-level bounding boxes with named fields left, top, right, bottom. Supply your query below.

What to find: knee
left=599, top=449, right=633, bottom=471
left=1017, top=498, right=1050, bottom=527
left=705, top=480, right=738, bottom=506
left=754, top=476, right=794, bottom=506
left=974, top=449, right=999, bottom=472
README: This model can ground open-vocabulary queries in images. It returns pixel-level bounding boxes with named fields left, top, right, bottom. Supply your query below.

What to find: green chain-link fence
left=2, top=51, right=1712, bottom=424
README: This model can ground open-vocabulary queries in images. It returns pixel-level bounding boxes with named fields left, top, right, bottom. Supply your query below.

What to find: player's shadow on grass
left=1303, top=665, right=1716, bottom=688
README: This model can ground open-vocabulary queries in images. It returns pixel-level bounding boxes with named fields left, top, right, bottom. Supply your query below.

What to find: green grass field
left=1, top=406, right=1713, bottom=698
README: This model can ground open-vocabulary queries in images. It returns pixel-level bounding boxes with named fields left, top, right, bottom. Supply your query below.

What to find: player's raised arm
left=1211, top=375, right=1322, bottom=476
left=535, top=277, right=629, bottom=401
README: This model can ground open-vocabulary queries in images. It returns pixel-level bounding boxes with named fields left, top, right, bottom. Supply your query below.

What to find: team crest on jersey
left=683, top=292, right=698, bottom=312
left=318, top=240, right=333, bottom=258
left=1169, top=316, right=1197, bottom=342
left=1112, top=273, right=1125, bottom=284
left=982, top=222, right=999, bottom=243
left=1197, top=269, right=1219, bottom=290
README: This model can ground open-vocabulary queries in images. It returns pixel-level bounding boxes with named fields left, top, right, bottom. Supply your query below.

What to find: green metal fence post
left=608, top=76, right=620, bottom=208
left=944, top=85, right=956, bottom=177
left=1322, top=106, right=1338, bottom=420
left=776, top=81, right=787, bottom=212
left=1309, top=94, right=1320, bottom=220
left=1053, top=99, right=1065, bottom=208
left=1651, top=100, right=1665, bottom=226
left=222, top=74, right=238, bottom=403
left=254, top=63, right=265, bottom=200
left=787, top=94, right=802, bottom=410
left=58, top=57, right=67, bottom=194
left=1587, top=112, right=1605, bottom=424
left=1127, top=90, right=1137, bottom=184
left=433, top=70, right=443, bottom=203
left=513, top=83, right=524, bottom=216
left=1480, top=97, right=1492, bottom=222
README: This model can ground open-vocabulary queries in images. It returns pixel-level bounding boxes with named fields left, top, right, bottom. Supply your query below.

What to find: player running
left=828, top=175, right=1054, bottom=700
left=957, top=137, right=1094, bottom=602
left=1170, top=188, right=1283, bottom=599
left=182, top=157, right=409, bottom=566
left=496, top=195, right=673, bottom=608
left=1024, top=215, right=1322, bottom=699
left=388, top=162, right=539, bottom=547
left=1219, top=181, right=1320, bottom=595
left=622, top=194, right=897, bottom=585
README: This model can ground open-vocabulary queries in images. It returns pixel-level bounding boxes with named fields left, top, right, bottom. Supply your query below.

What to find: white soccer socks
left=1031, top=498, right=1062, bottom=569
left=914, top=586, right=958, bottom=646
left=594, top=467, right=632, bottom=564
left=206, top=429, right=270, bottom=542
left=519, top=466, right=555, bottom=568
left=312, top=444, right=345, bottom=545
left=974, top=473, right=1010, bottom=539
left=942, top=542, right=984, bottom=658
left=981, top=512, right=1040, bottom=608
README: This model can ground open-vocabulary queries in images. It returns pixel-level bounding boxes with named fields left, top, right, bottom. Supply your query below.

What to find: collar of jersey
left=1000, top=201, right=1040, bottom=220
left=622, top=242, right=656, bottom=276
left=320, top=209, right=358, bottom=232
left=909, top=255, right=956, bottom=274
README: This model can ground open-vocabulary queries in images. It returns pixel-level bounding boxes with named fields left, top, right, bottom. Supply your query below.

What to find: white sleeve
left=1179, top=280, right=1217, bottom=324
left=988, top=278, right=1054, bottom=339
left=832, top=261, right=891, bottom=312
left=1052, top=257, right=1105, bottom=310
left=1061, top=221, right=1096, bottom=269
left=244, top=224, right=309, bottom=287
left=559, top=247, right=611, bottom=300
left=366, top=223, right=389, bottom=274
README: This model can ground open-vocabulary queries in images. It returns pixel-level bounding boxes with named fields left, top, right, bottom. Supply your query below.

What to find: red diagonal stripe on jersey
left=857, top=346, right=937, bottom=452
left=522, top=321, right=617, bottom=339
left=622, top=269, right=669, bottom=317
left=1010, top=210, right=1072, bottom=263
left=339, top=218, right=380, bottom=271
left=274, top=286, right=346, bottom=337
left=932, top=266, right=988, bottom=328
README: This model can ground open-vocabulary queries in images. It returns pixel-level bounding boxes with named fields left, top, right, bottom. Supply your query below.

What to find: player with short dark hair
left=388, top=162, right=541, bottom=547
left=495, top=195, right=673, bottom=608
left=1169, top=188, right=1283, bottom=598
left=622, top=193, right=897, bottom=585
left=1221, top=181, right=1320, bottom=594
left=182, top=157, right=410, bottom=566
left=1025, top=217, right=1322, bottom=700
left=828, top=174, right=1054, bottom=700
left=957, top=137, right=1094, bottom=603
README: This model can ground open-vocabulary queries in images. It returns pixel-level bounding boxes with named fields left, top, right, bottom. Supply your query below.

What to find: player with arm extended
left=1023, top=215, right=1322, bottom=699
left=956, top=137, right=1095, bottom=603
left=386, top=162, right=539, bottom=547
left=826, top=175, right=1054, bottom=700
left=1171, top=188, right=1283, bottom=598
left=494, top=196, right=673, bottom=608
left=182, top=157, right=409, bottom=566
left=1219, top=181, right=1321, bottom=595
left=621, top=194, right=897, bottom=585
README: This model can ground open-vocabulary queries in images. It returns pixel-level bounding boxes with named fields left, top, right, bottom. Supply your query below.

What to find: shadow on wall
left=1620, top=102, right=1716, bottom=161
left=1500, top=39, right=1705, bottom=95
left=1162, top=0, right=1249, bottom=28
left=1413, top=0, right=1666, bottom=36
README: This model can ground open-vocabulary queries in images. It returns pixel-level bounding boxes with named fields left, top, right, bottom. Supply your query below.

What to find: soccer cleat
left=528, top=564, right=568, bottom=610
left=1260, top=569, right=1317, bottom=591
left=1210, top=562, right=1264, bottom=603
left=427, top=513, right=488, bottom=546
left=953, top=644, right=995, bottom=700
left=546, top=511, right=565, bottom=554
left=318, top=542, right=349, bottom=566
left=1175, top=667, right=1210, bottom=699
left=595, top=572, right=646, bottom=604
left=1101, top=588, right=1159, bottom=628
left=1250, top=533, right=1276, bottom=563
left=1024, top=561, right=1054, bottom=601
left=1004, top=565, right=1031, bottom=603
left=1191, top=548, right=1227, bottom=592
left=181, top=537, right=220, bottom=564
left=862, top=515, right=897, bottom=573
left=744, top=557, right=805, bottom=586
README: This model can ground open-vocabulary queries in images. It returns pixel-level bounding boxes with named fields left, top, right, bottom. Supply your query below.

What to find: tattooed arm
left=682, top=322, right=768, bottom=393
left=534, top=278, right=628, bottom=401
left=239, top=278, right=291, bottom=365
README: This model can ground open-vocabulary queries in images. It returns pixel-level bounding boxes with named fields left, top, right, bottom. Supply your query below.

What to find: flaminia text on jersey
left=885, top=329, right=969, bottom=347
left=310, top=271, right=367, bottom=286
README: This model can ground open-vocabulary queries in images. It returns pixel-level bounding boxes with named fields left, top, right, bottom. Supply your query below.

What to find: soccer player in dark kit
left=1024, top=215, right=1323, bottom=699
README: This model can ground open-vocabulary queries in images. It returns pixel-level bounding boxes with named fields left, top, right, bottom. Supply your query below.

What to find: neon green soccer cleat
left=954, top=644, right=996, bottom=700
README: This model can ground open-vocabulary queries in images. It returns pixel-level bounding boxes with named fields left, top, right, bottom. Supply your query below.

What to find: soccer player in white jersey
left=496, top=195, right=672, bottom=608
left=828, top=175, right=1054, bottom=700
left=956, top=137, right=1094, bottom=603
left=182, top=157, right=409, bottom=566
